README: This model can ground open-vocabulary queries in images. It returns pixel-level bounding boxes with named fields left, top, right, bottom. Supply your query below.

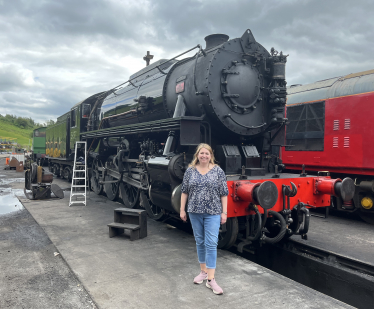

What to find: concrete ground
left=1, top=156, right=353, bottom=308
left=0, top=210, right=97, bottom=309
left=0, top=158, right=97, bottom=309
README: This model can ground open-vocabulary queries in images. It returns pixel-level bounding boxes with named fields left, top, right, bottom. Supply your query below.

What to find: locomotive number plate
left=176, top=81, right=185, bottom=93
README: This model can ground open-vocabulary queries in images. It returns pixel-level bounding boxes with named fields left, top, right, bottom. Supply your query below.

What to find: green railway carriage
left=45, top=92, right=103, bottom=180
left=46, top=112, right=69, bottom=159
left=32, top=127, right=46, bottom=162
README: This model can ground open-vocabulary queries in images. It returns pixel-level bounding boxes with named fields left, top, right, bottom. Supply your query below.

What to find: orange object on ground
left=5, top=158, right=10, bottom=165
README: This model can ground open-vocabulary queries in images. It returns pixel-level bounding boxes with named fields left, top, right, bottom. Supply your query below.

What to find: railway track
left=283, top=239, right=374, bottom=277
left=233, top=238, right=374, bottom=309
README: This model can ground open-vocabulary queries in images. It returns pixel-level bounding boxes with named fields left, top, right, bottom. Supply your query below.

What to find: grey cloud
left=0, top=63, right=43, bottom=91
left=0, top=0, right=373, bottom=123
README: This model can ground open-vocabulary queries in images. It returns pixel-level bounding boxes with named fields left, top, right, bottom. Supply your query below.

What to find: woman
left=180, top=143, right=228, bottom=295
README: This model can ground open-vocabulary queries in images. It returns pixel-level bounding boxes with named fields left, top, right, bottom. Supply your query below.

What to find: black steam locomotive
left=49, top=29, right=354, bottom=250
left=86, top=29, right=287, bottom=212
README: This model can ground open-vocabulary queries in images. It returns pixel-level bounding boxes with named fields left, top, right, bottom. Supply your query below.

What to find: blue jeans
left=189, top=212, right=221, bottom=269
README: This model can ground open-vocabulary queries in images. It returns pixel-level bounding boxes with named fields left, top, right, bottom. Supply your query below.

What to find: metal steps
left=69, top=141, right=88, bottom=207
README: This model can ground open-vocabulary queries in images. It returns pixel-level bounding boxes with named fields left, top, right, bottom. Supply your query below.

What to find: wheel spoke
left=119, top=182, right=139, bottom=208
left=140, top=191, right=164, bottom=221
left=105, top=175, right=119, bottom=201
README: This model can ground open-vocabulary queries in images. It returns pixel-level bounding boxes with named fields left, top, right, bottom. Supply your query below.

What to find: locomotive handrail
left=156, top=66, right=167, bottom=75
left=193, top=44, right=207, bottom=95
left=224, top=114, right=267, bottom=129
left=128, top=80, right=137, bottom=87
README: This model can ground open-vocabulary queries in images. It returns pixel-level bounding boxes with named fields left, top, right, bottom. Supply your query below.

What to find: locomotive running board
left=81, top=116, right=202, bottom=140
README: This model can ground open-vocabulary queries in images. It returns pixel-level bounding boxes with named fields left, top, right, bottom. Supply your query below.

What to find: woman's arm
left=217, top=167, right=229, bottom=224
left=180, top=192, right=188, bottom=222
left=221, top=195, right=227, bottom=224
left=180, top=168, right=191, bottom=222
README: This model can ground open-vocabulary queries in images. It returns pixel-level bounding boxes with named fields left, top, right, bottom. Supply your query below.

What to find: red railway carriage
left=282, top=69, right=374, bottom=223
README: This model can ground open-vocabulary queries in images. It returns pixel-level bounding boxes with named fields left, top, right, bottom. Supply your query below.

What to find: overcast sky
left=0, top=0, right=373, bottom=124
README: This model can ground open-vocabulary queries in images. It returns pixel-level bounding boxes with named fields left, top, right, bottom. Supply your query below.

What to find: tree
left=46, top=119, right=55, bottom=126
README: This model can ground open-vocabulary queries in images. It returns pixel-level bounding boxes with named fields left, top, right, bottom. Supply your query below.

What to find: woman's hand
left=220, top=213, right=227, bottom=224
left=180, top=193, right=188, bottom=222
left=180, top=210, right=187, bottom=222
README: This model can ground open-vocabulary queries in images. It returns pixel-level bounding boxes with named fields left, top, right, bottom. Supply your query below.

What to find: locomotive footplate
left=226, top=173, right=334, bottom=218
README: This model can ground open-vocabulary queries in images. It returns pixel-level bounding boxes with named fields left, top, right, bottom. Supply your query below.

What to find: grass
left=0, top=120, right=34, bottom=149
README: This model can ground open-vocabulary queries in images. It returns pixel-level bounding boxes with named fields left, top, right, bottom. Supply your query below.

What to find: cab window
left=71, top=108, right=77, bottom=127
left=82, top=104, right=91, bottom=118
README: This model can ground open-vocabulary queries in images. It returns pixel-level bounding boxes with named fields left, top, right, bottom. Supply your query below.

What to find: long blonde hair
left=189, top=143, right=216, bottom=168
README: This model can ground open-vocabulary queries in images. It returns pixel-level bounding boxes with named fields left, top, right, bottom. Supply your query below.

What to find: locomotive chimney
left=204, top=34, right=229, bottom=50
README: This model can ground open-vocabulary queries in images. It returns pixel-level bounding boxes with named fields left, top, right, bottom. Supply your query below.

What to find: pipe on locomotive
left=261, top=211, right=287, bottom=244
left=234, top=181, right=289, bottom=244
left=163, top=95, right=186, bottom=156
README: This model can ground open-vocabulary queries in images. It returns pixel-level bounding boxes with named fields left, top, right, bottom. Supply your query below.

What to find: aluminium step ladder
left=69, top=141, right=88, bottom=206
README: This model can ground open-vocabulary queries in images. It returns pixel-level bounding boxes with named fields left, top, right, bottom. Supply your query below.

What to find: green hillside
left=0, top=120, right=34, bottom=149
left=0, top=115, right=50, bottom=149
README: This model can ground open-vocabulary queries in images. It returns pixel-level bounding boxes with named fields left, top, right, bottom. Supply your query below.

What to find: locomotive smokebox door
left=180, top=119, right=201, bottom=146
left=215, top=145, right=242, bottom=174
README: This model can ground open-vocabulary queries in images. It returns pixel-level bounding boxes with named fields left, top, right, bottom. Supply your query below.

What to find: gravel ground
left=0, top=157, right=97, bottom=309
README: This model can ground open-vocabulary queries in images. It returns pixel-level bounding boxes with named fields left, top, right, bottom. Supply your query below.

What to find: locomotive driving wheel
left=91, top=157, right=103, bottom=195
left=119, top=182, right=140, bottom=208
left=63, top=166, right=72, bottom=182
left=139, top=191, right=166, bottom=221
left=52, top=164, right=60, bottom=177
left=144, top=200, right=165, bottom=221
left=104, top=175, right=119, bottom=201
left=218, top=217, right=239, bottom=249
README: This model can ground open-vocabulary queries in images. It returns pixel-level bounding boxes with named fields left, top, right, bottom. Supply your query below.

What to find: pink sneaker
left=206, top=278, right=223, bottom=295
left=193, top=271, right=208, bottom=284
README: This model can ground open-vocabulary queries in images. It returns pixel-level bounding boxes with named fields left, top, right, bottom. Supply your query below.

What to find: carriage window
left=34, top=130, right=46, bottom=137
left=71, top=108, right=77, bottom=127
left=82, top=104, right=91, bottom=118
left=285, top=101, right=325, bottom=151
